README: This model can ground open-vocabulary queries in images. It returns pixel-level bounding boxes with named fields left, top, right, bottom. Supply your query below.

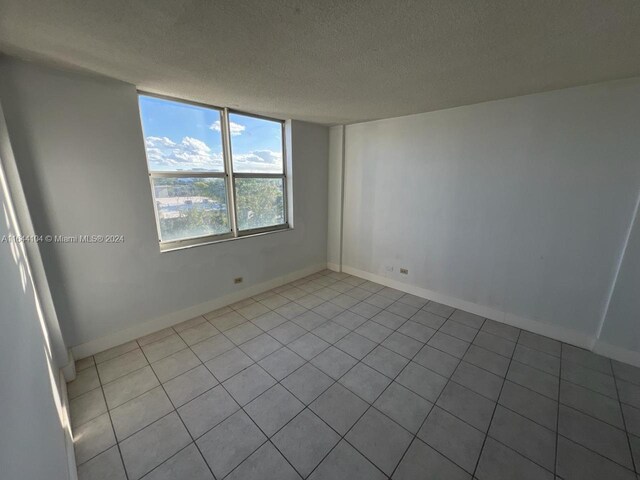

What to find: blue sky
left=138, top=95, right=283, bottom=173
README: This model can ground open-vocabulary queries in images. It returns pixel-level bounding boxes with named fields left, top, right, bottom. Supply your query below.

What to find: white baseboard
left=342, top=265, right=595, bottom=351
left=327, top=262, right=341, bottom=272
left=61, top=349, right=76, bottom=383
left=59, top=370, right=78, bottom=480
left=593, top=340, right=640, bottom=369
left=72, top=263, right=327, bottom=359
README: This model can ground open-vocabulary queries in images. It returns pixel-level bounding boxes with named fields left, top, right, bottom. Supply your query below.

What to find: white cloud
left=145, top=136, right=223, bottom=171
left=232, top=150, right=283, bottom=173
left=144, top=136, right=282, bottom=173
left=146, top=136, right=176, bottom=147
left=180, top=137, right=210, bottom=154
left=229, top=122, right=246, bottom=136
left=210, top=120, right=245, bottom=136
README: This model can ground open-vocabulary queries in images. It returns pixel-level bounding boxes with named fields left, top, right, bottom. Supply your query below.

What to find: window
left=138, top=94, right=289, bottom=250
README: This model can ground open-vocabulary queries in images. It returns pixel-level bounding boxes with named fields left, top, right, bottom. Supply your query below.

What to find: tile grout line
left=212, top=285, right=441, bottom=478
left=73, top=358, right=188, bottom=466
left=73, top=271, right=631, bottom=479
left=102, top=294, right=440, bottom=474
left=555, top=432, right=638, bottom=475
left=81, top=275, right=420, bottom=367
left=199, top=346, right=351, bottom=479
left=471, top=326, right=524, bottom=478
left=554, top=342, right=563, bottom=478
left=83, top=288, right=496, bottom=478
left=344, top=307, right=465, bottom=476
left=257, top=300, right=422, bottom=478
left=177, top=302, right=331, bottom=480
left=303, top=300, right=458, bottom=479
left=137, top=442, right=206, bottom=480
left=80, top=303, right=445, bottom=426
left=425, top=338, right=566, bottom=475
left=77, top=334, right=609, bottom=472
left=389, top=311, right=480, bottom=478
left=93, top=361, right=131, bottom=480
left=327, top=326, right=584, bottom=473
left=71, top=271, right=386, bottom=474
left=611, top=358, right=638, bottom=474
left=200, top=342, right=322, bottom=479
left=553, top=348, right=639, bottom=475
left=478, top=339, right=636, bottom=476
left=156, top=295, right=391, bottom=480
left=133, top=336, right=218, bottom=480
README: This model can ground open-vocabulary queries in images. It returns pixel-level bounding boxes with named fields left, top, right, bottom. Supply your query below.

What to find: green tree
left=155, top=177, right=229, bottom=240
left=235, top=178, right=284, bottom=230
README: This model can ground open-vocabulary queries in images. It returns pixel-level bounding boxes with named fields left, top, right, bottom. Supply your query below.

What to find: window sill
left=158, top=224, right=292, bottom=253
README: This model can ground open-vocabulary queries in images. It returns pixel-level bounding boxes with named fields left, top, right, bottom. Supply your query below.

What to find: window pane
left=229, top=113, right=283, bottom=173
left=235, top=178, right=285, bottom=230
left=152, top=177, right=230, bottom=242
left=139, top=95, right=224, bottom=172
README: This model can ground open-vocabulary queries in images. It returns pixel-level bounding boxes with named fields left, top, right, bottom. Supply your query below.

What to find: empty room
left=1, top=1, right=640, bottom=479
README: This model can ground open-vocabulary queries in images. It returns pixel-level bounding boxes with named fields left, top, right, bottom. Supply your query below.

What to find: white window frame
left=138, top=92, right=290, bottom=252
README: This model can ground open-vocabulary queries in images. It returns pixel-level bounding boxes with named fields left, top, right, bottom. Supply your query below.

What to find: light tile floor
left=69, top=270, right=640, bottom=480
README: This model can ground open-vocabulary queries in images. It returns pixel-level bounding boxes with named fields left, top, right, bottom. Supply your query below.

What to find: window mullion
left=281, top=121, right=289, bottom=226
left=221, top=107, right=239, bottom=237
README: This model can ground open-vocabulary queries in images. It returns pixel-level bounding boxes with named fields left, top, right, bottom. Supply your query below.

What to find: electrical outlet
left=400, top=268, right=408, bottom=275
left=234, top=277, right=243, bottom=284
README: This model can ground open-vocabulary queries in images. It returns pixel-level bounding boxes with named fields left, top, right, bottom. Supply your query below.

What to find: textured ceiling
left=1, top=0, right=639, bottom=124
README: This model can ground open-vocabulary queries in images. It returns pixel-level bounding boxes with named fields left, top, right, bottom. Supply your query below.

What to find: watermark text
left=1, top=234, right=125, bottom=244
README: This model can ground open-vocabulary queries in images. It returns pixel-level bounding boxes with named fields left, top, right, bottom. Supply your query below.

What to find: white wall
left=338, top=79, right=640, bottom=347
left=597, top=195, right=640, bottom=359
left=0, top=105, right=73, bottom=479
left=0, top=57, right=328, bottom=352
